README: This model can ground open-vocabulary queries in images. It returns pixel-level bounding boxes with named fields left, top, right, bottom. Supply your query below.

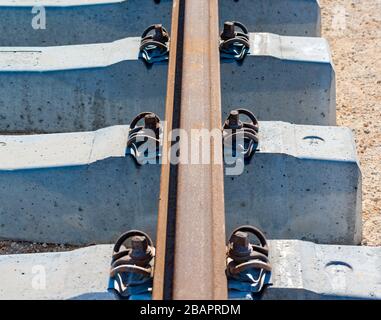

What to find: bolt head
left=231, top=231, right=249, bottom=248
left=221, top=21, right=236, bottom=40
left=227, top=110, right=242, bottom=129
left=144, top=114, right=159, bottom=131
left=230, top=110, right=239, bottom=118
left=153, top=24, right=168, bottom=43
left=154, top=24, right=163, bottom=34
left=131, top=235, right=149, bottom=253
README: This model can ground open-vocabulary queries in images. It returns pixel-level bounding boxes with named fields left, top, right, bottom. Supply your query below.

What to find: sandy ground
left=0, top=0, right=380, bottom=254
left=320, top=0, right=381, bottom=246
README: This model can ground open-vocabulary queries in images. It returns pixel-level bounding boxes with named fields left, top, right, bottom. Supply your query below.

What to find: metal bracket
left=109, top=230, right=155, bottom=300
left=223, top=108, right=259, bottom=162
left=127, top=112, right=162, bottom=165
left=140, top=24, right=170, bottom=64
left=220, top=21, right=250, bottom=61
left=227, top=225, right=272, bottom=297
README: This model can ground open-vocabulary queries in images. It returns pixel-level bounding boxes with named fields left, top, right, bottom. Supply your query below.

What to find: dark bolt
left=229, top=231, right=253, bottom=260
left=153, top=24, right=168, bottom=43
left=144, top=114, right=159, bottom=131
left=221, top=22, right=236, bottom=40
left=231, top=231, right=250, bottom=249
left=130, top=235, right=149, bottom=256
left=227, top=110, right=242, bottom=129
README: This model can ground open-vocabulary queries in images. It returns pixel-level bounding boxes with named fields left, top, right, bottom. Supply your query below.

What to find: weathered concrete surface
left=263, top=240, right=381, bottom=300
left=0, top=122, right=360, bottom=245
left=225, top=122, right=362, bottom=245
left=0, top=33, right=331, bottom=133
left=0, top=0, right=173, bottom=46
left=221, top=33, right=336, bottom=125
left=1, top=241, right=379, bottom=300
left=0, top=245, right=116, bottom=300
left=220, top=0, right=321, bottom=37
left=0, top=1, right=319, bottom=47
left=0, top=126, right=161, bottom=244
left=0, top=38, right=167, bottom=133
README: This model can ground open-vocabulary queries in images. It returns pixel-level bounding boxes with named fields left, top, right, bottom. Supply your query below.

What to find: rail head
left=153, top=0, right=227, bottom=300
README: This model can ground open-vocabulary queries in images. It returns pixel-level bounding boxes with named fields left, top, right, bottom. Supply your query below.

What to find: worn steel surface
left=153, top=0, right=228, bottom=300
left=152, top=0, right=182, bottom=300
left=172, top=0, right=227, bottom=300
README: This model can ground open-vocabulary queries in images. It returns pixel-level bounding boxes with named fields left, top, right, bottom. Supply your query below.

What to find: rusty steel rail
left=152, top=0, right=183, bottom=300
left=153, top=0, right=228, bottom=300
left=173, top=0, right=227, bottom=300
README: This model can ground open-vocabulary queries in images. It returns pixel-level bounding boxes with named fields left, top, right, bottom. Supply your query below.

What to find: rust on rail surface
left=153, top=0, right=228, bottom=300
left=152, top=0, right=183, bottom=300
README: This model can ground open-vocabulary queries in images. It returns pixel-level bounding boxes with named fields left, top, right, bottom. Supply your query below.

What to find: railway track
left=0, top=0, right=379, bottom=301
